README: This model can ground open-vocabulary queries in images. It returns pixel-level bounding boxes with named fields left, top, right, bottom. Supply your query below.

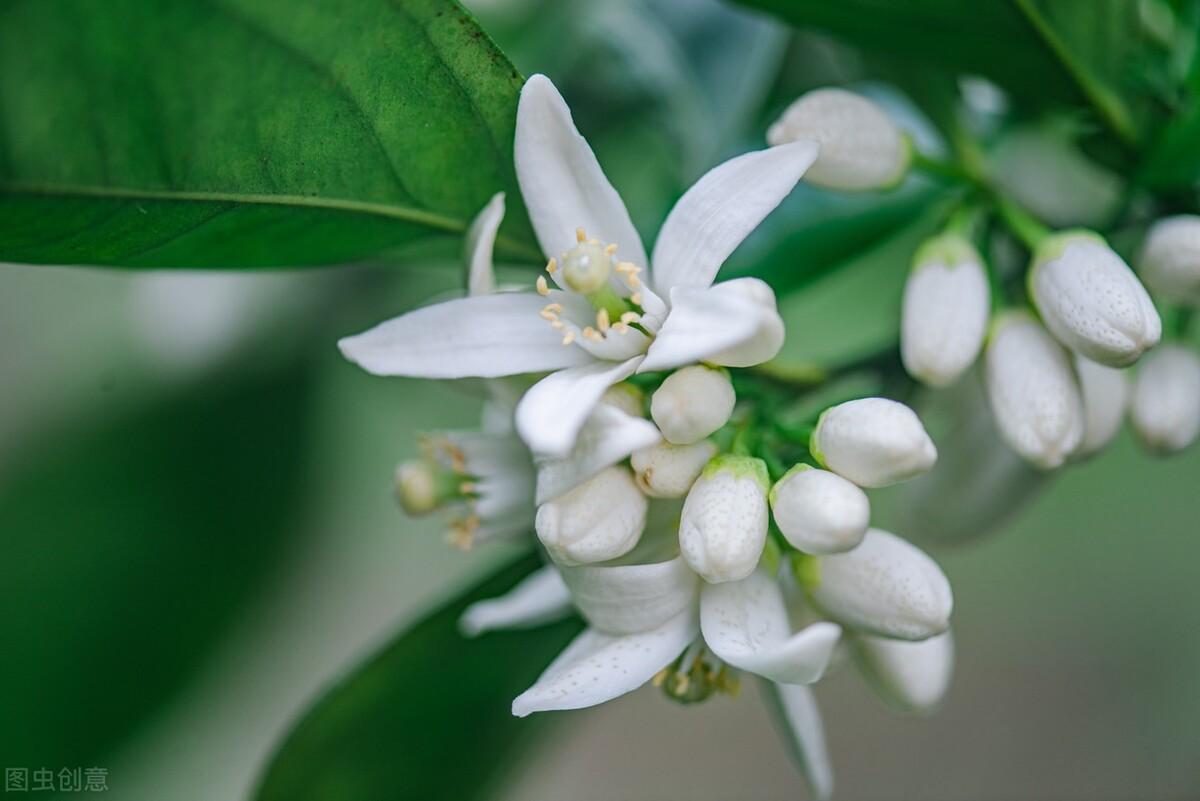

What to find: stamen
left=561, top=331, right=576, bottom=346
left=550, top=320, right=564, bottom=330
left=448, top=514, right=479, bottom=551
left=546, top=257, right=558, bottom=274
left=576, top=227, right=587, bottom=243
left=458, top=481, right=477, bottom=495
left=582, top=326, right=603, bottom=342
left=620, top=311, right=640, bottom=325
left=536, top=275, right=549, bottom=296
left=596, top=308, right=610, bottom=332
left=630, top=292, right=643, bottom=306
left=605, top=243, right=618, bottom=255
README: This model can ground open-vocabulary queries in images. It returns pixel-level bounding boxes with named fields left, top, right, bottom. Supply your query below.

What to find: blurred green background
left=2, top=0, right=1199, bottom=798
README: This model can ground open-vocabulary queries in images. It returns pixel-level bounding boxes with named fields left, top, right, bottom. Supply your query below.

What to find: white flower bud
left=650, top=365, right=735, bottom=445
left=1130, top=344, right=1200, bottom=454
left=985, top=311, right=1084, bottom=469
left=1074, top=355, right=1129, bottom=457
left=901, top=234, right=990, bottom=387
left=810, top=398, right=937, bottom=488
left=769, top=465, right=869, bottom=555
left=1030, top=230, right=1161, bottom=367
left=631, top=439, right=717, bottom=498
left=535, top=465, right=647, bottom=566
left=1138, top=215, right=1200, bottom=305
left=767, top=88, right=911, bottom=191
left=394, top=460, right=439, bottom=516
left=810, top=528, right=953, bottom=641
left=853, top=631, right=954, bottom=715
left=704, top=278, right=786, bottom=368
left=599, top=382, right=645, bottom=418
left=679, top=455, right=770, bottom=583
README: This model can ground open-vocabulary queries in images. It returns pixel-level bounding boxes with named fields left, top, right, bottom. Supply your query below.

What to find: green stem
left=910, top=150, right=977, bottom=185
left=993, top=194, right=1051, bottom=250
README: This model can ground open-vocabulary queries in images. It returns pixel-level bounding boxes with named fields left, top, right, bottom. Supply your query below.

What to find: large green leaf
left=0, top=0, right=539, bottom=268
left=254, top=552, right=581, bottom=801
left=0, top=361, right=313, bottom=769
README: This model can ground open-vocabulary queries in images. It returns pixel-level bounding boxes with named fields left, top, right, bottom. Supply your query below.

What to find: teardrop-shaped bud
left=1030, top=230, right=1161, bottom=367
left=536, top=465, right=647, bottom=566
left=770, top=465, right=869, bottom=554
left=1138, top=215, right=1200, bottom=305
left=809, top=528, right=953, bottom=641
left=852, top=630, right=954, bottom=715
left=985, top=311, right=1084, bottom=469
left=679, top=455, right=770, bottom=583
left=767, top=88, right=911, bottom=191
left=901, top=234, right=990, bottom=387
left=810, top=398, right=937, bottom=488
left=1074, top=355, right=1129, bottom=458
left=1130, top=344, right=1200, bottom=454
left=650, top=365, right=736, bottom=445
left=631, top=439, right=718, bottom=498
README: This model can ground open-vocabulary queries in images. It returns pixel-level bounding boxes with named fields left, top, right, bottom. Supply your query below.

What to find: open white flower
left=340, top=74, right=816, bottom=458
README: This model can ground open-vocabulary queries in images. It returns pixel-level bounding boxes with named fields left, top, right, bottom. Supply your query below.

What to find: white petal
left=703, top=278, right=786, bottom=368
left=1130, top=344, right=1200, bottom=453
left=459, top=566, right=573, bottom=637
left=338, top=293, right=592, bottom=378
left=515, top=75, right=648, bottom=267
left=853, top=630, right=954, bottom=715
left=516, top=356, right=643, bottom=458
left=511, top=609, right=698, bottom=716
left=651, top=141, right=817, bottom=295
left=700, top=571, right=841, bottom=684
left=559, top=555, right=698, bottom=635
left=465, top=192, right=505, bottom=297
left=1074, top=355, right=1129, bottom=457
left=766, top=683, right=834, bottom=801
left=535, top=405, right=661, bottom=504
left=638, top=284, right=762, bottom=373
left=536, top=465, right=648, bottom=566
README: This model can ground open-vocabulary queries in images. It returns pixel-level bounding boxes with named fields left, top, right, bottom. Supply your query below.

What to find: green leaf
left=0, top=0, right=539, bottom=268
left=0, top=361, right=314, bottom=768
left=254, top=552, right=581, bottom=801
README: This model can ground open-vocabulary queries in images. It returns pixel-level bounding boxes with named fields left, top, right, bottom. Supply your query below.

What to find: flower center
left=562, top=239, right=613, bottom=294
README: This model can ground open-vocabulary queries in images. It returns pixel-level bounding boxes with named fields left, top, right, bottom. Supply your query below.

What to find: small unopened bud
left=704, top=278, right=785, bottom=368
left=1130, top=344, right=1200, bottom=454
left=535, top=465, right=647, bottom=566
left=853, top=630, right=954, bottom=715
left=679, top=455, right=770, bottom=583
left=810, top=528, right=953, bottom=641
left=1030, top=230, right=1161, bottom=367
left=1074, top=355, right=1129, bottom=458
left=1138, top=215, right=1200, bottom=305
left=651, top=365, right=735, bottom=445
left=631, top=439, right=718, bottom=498
left=394, top=460, right=440, bottom=516
left=767, top=88, right=910, bottom=191
left=770, top=465, right=869, bottom=555
left=901, top=234, right=990, bottom=387
left=985, top=311, right=1084, bottom=469
left=810, top=398, right=937, bottom=488
left=600, top=382, right=645, bottom=418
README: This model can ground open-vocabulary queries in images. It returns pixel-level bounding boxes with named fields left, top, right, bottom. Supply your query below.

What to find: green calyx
left=790, top=551, right=822, bottom=591
left=702, top=453, right=770, bottom=491
left=912, top=232, right=982, bottom=273
left=768, top=462, right=815, bottom=508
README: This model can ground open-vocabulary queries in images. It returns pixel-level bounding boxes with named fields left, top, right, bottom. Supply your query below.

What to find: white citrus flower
left=1074, top=355, right=1130, bottom=458
left=809, top=528, right=953, bottom=641
left=767, top=88, right=910, bottom=191
left=1138, top=215, right=1200, bottom=305
left=769, top=464, right=869, bottom=555
left=650, top=365, right=736, bottom=445
left=1130, top=344, right=1200, bottom=454
left=852, top=630, right=954, bottom=715
left=810, top=398, right=937, bottom=488
left=985, top=311, right=1084, bottom=469
left=901, top=233, right=990, bottom=387
left=631, top=438, right=717, bottom=498
left=340, top=74, right=815, bottom=458
left=1029, top=230, right=1161, bottom=367
left=535, top=465, right=648, bottom=566
left=679, top=455, right=771, bottom=583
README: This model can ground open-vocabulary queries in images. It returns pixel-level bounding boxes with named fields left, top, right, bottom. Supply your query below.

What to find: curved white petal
left=511, top=609, right=698, bottom=716
left=465, top=192, right=506, bottom=297
left=536, top=404, right=661, bottom=504
left=515, top=75, right=648, bottom=267
left=338, top=293, right=592, bottom=378
left=703, top=278, right=786, bottom=368
left=853, top=630, right=954, bottom=715
left=700, top=571, right=840, bottom=684
left=767, top=682, right=834, bottom=801
left=516, top=356, right=643, bottom=458
left=651, top=141, right=817, bottom=295
left=459, top=566, right=573, bottom=637
left=560, top=555, right=699, bottom=635
left=638, top=285, right=763, bottom=372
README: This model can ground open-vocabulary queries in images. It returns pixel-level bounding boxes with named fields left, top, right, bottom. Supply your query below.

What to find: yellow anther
left=626, top=273, right=642, bottom=287
left=576, top=227, right=587, bottom=243
left=605, top=243, right=618, bottom=255
left=550, top=320, right=564, bottom=330
left=536, top=275, right=550, bottom=296
left=620, top=311, right=640, bottom=325
left=652, top=669, right=669, bottom=688
left=458, top=481, right=477, bottom=495
left=613, top=322, right=629, bottom=334
left=616, top=261, right=639, bottom=274
left=631, top=292, right=643, bottom=306
left=596, top=308, right=610, bottom=332
left=539, top=309, right=559, bottom=321
left=448, top=514, right=479, bottom=552
left=546, top=257, right=558, bottom=274
left=582, top=326, right=603, bottom=342
left=562, top=331, right=576, bottom=346
left=542, top=302, right=563, bottom=313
